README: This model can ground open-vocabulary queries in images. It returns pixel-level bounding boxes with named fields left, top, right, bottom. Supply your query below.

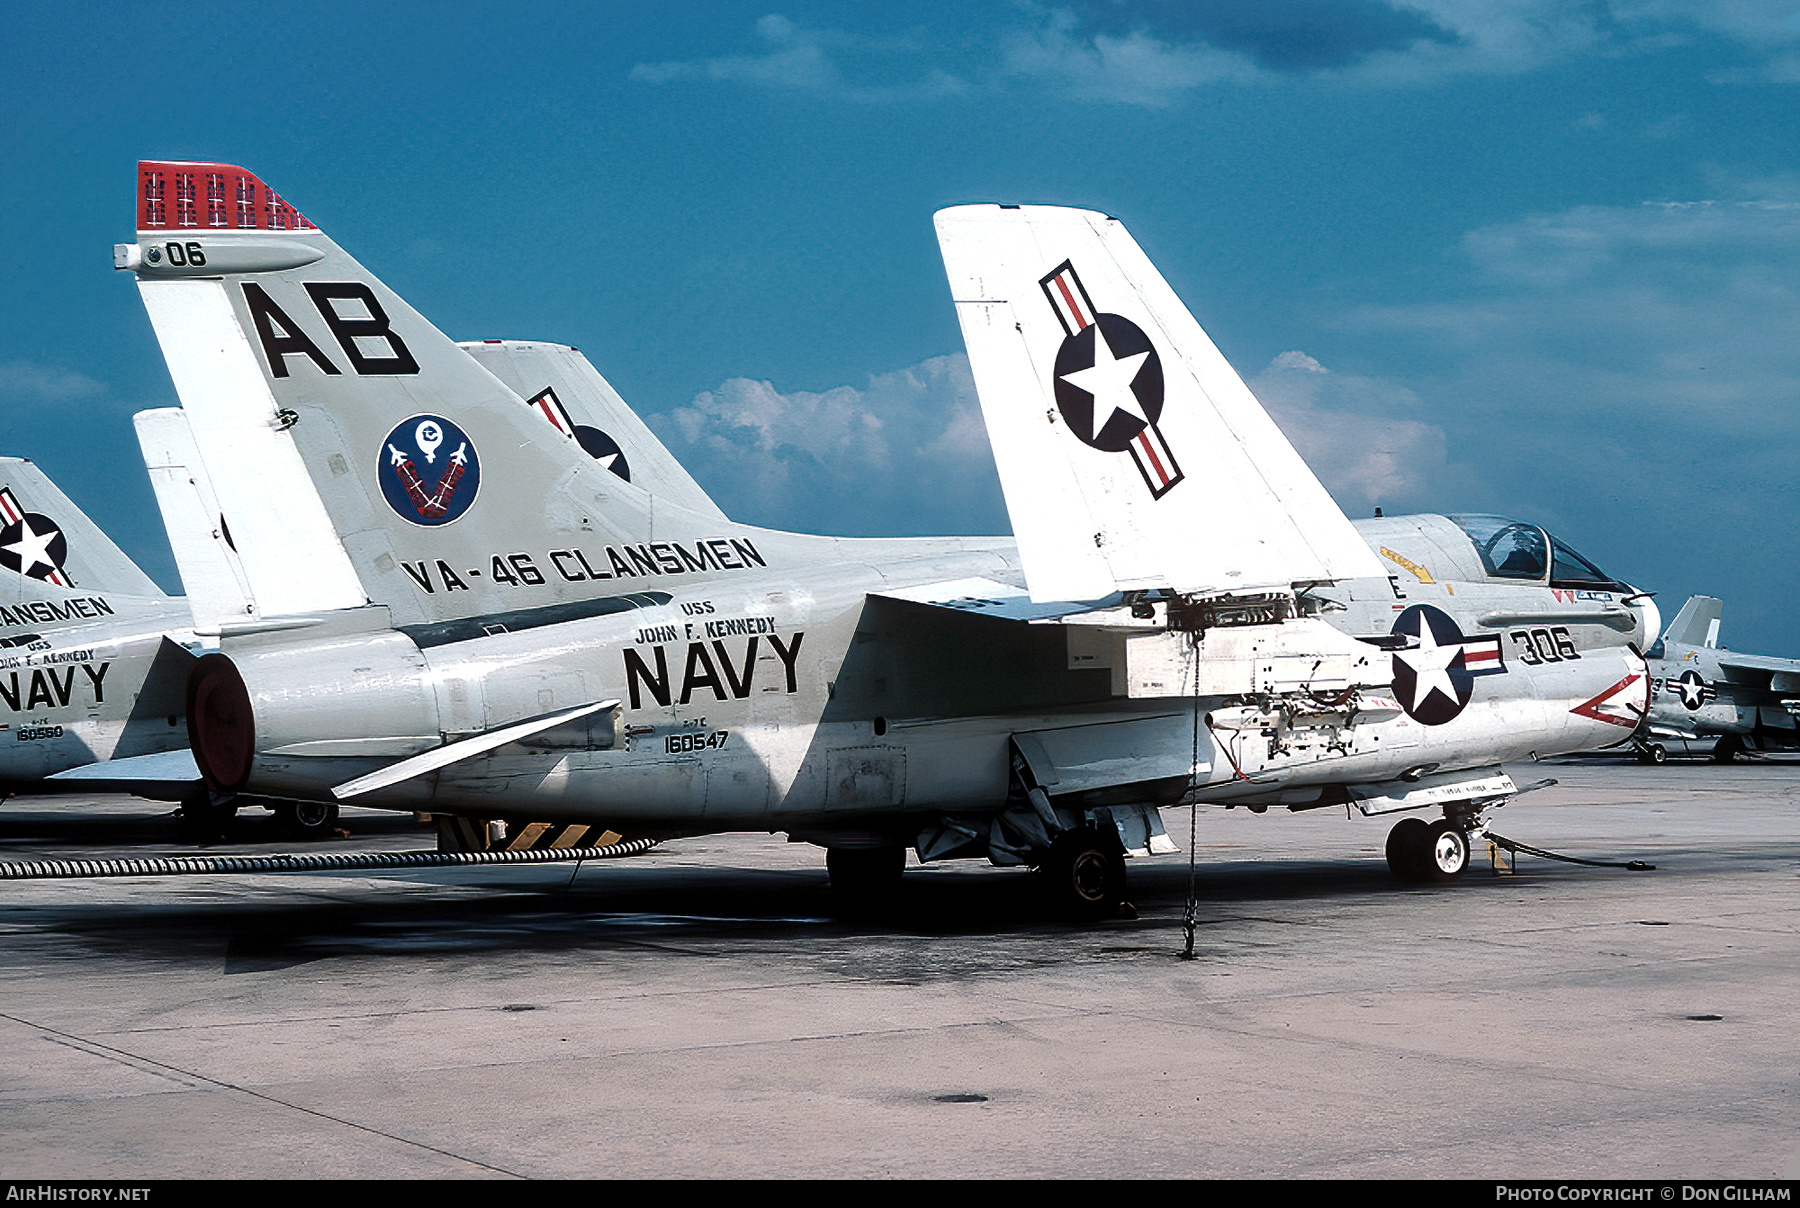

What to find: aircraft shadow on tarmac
left=0, top=804, right=425, bottom=847
left=9, top=840, right=1711, bottom=978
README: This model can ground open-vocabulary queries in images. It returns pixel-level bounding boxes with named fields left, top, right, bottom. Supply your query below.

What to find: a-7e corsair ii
left=0, top=456, right=201, bottom=798
left=118, top=163, right=1655, bottom=916
left=1633, top=596, right=1800, bottom=764
left=0, top=449, right=357, bottom=839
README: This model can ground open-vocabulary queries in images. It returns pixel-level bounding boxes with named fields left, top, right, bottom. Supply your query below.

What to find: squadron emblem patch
left=1041, top=260, right=1183, bottom=498
left=378, top=414, right=480, bottom=526
left=1390, top=604, right=1506, bottom=726
left=0, top=487, right=71, bottom=586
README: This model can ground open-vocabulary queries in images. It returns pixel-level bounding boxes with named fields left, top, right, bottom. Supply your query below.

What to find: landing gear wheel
left=274, top=799, right=340, bottom=840
left=1639, top=743, right=1668, bottom=765
left=1385, top=816, right=1431, bottom=882
left=826, top=845, right=906, bottom=917
left=1041, top=826, right=1126, bottom=921
left=1423, top=819, right=1470, bottom=882
left=178, top=787, right=238, bottom=841
left=1712, top=735, right=1741, bottom=764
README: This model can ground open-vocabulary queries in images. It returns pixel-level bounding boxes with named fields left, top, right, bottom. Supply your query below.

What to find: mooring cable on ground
left=0, top=837, right=659, bottom=881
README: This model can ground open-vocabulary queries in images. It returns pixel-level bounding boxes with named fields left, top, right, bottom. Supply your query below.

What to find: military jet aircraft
left=0, top=451, right=358, bottom=837
left=115, top=163, right=1656, bottom=915
left=0, top=455, right=201, bottom=791
left=1632, top=596, right=1800, bottom=763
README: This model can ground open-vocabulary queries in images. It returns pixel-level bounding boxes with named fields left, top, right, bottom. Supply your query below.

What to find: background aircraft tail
left=0, top=456, right=164, bottom=604
left=935, top=204, right=1383, bottom=603
left=122, top=161, right=775, bottom=629
left=459, top=341, right=727, bottom=522
left=1662, top=596, right=1723, bottom=649
left=134, top=408, right=257, bottom=631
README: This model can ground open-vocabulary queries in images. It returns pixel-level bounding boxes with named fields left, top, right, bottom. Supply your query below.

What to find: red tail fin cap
left=137, top=161, right=313, bottom=234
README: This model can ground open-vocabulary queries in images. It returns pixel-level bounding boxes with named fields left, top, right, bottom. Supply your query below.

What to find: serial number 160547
left=665, top=730, right=730, bottom=754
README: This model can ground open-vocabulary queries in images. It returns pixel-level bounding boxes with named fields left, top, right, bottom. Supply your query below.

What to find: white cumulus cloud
left=1248, top=350, right=1460, bottom=516
left=648, top=354, right=1007, bottom=536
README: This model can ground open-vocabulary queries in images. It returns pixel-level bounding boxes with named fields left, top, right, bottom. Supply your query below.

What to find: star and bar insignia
left=1389, top=604, right=1506, bottom=726
left=1040, top=261, right=1183, bottom=499
left=0, top=487, right=71, bottom=587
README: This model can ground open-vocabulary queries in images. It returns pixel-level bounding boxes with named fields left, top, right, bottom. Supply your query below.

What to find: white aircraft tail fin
left=121, top=161, right=775, bottom=629
left=133, top=408, right=257, bottom=630
left=934, top=204, right=1383, bottom=603
left=0, top=456, right=164, bottom=601
left=1663, top=596, right=1724, bottom=649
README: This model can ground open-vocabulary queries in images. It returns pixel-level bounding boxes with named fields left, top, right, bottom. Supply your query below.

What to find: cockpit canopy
left=1446, top=515, right=1627, bottom=591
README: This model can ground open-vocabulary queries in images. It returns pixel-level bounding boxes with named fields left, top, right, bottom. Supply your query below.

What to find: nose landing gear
left=1385, top=815, right=1472, bottom=883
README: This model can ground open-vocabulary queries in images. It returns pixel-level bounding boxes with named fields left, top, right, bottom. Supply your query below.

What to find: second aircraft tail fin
left=0, top=456, right=164, bottom=602
left=935, top=204, right=1383, bottom=603
left=459, top=340, right=728, bottom=522
left=1663, top=596, right=1724, bottom=649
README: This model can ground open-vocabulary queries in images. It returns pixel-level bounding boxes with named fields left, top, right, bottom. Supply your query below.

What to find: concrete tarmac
left=0, top=759, right=1796, bottom=1180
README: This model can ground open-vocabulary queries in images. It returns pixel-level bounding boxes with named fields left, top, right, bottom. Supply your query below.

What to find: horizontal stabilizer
left=873, top=577, right=1121, bottom=622
left=48, top=748, right=200, bottom=784
left=935, top=205, right=1384, bottom=602
left=333, top=699, right=619, bottom=799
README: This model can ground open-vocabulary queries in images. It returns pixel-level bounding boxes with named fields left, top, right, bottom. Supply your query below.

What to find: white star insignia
left=1059, top=330, right=1151, bottom=442
left=1396, top=621, right=1461, bottom=710
left=5, top=517, right=61, bottom=577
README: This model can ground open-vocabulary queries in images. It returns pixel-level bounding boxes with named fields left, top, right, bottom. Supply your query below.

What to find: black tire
left=1648, top=743, right=1668, bottom=765
left=1423, top=819, right=1470, bottom=883
left=826, top=845, right=906, bottom=916
left=274, top=798, right=340, bottom=840
left=1712, top=735, right=1741, bottom=764
left=1385, top=816, right=1431, bottom=882
left=177, top=787, right=238, bottom=841
left=1041, top=826, right=1126, bottom=921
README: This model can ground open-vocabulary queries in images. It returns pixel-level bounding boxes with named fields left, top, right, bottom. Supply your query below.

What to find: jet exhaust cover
left=187, top=653, right=254, bottom=791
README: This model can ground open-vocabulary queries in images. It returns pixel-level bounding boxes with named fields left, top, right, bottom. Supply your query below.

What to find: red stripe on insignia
left=1135, top=429, right=1170, bottom=485
left=1053, top=275, right=1091, bottom=330
left=0, top=490, right=21, bottom=525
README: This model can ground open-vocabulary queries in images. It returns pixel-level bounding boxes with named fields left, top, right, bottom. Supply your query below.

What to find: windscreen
left=1549, top=535, right=1624, bottom=590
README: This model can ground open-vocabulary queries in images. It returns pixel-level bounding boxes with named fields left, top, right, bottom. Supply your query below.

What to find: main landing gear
left=826, top=845, right=907, bottom=916
left=177, top=789, right=340, bottom=843
left=1038, top=824, right=1128, bottom=921
left=274, top=798, right=340, bottom=840
left=1385, top=815, right=1471, bottom=883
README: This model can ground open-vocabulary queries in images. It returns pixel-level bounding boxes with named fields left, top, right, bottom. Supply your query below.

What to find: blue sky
left=3, top=2, right=1799, bottom=649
